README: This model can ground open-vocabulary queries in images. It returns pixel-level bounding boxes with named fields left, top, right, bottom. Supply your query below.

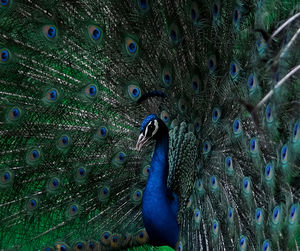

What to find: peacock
left=0, top=0, right=300, bottom=250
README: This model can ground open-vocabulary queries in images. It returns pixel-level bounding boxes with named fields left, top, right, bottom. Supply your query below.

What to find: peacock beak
left=136, top=133, right=150, bottom=151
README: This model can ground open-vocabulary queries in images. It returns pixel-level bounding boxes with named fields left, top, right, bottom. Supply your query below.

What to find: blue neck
left=142, top=130, right=179, bottom=248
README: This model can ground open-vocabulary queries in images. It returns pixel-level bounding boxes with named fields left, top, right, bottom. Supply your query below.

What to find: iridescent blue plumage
left=139, top=115, right=179, bottom=248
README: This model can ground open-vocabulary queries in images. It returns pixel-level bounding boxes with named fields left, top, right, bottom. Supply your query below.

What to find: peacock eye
left=0, top=169, right=13, bottom=187
left=289, top=204, right=298, bottom=224
left=203, top=141, right=211, bottom=154
left=228, top=207, right=233, bottom=221
left=169, top=23, right=180, bottom=44
left=125, top=37, right=138, bottom=55
left=233, top=8, right=241, bottom=28
left=212, top=219, right=219, bottom=235
left=85, top=84, right=98, bottom=99
left=194, top=208, right=201, bottom=223
left=293, top=121, right=299, bottom=143
left=239, top=236, right=247, bottom=250
left=75, top=242, right=85, bottom=250
left=210, top=176, right=218, bottom=191
left=272, top=206, right=281, bottom=224
left=160, top=110, right=170, bottom=125
left=263, top=240, right=270, bottom=251
left=67, top=203, right=80, bottom=218
left=248, top=74, right=258, bottom=93
left=212, top=107, right=221, bottom=123
left=1, top=0, right=10, bottom=6
left=48, top=177, right=60, bottom=191
left=191, top=75, right=200, bottom=93
left=43, top=25, right=57, bottom=40
left=242, top=177, right=251, bottom=196
left=190, top=3, right=199, bottom=24
left=250, top=138, right=258, bottom=155
left=233, top=118, right=242, bottom=135
left=212, top=1, right=220, bottom=17
left=281, top=144, right=288, bottom=165
left=1, top=49, right=10, bottom=62
left=255, top=208, right=263, bottom=225
left=8, top=107, right=21, bottom=121
left=131, top=188, right=143, bottom=205
left=127, top=84, right=141, bottom=101
left=208, top=55, right=217, bottom=74
left=265, top=104, right=273, bottom=123
left=229, top=61, right=239, bottom=79
left=265, top=163, right=273, bottom=181
left=225, top=156, right=234, bottom=175
left=45, top=88, right=58, bottom=102
left=161, top=66, right=173, bottom=87
left=27, top=198, right=39, bottom=211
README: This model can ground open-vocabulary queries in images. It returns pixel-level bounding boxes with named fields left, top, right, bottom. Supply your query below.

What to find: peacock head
left=136, top=114, right=167, bottom=151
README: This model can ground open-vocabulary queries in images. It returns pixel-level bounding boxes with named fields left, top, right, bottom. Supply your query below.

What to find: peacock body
left=0, top=0, right=300, bottom=250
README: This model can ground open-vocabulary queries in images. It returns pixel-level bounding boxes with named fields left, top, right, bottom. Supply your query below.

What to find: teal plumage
left=0, top=0, right=300, bottom=250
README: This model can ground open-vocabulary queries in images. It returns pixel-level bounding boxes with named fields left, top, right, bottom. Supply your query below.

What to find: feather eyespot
left=212, top=220, right=219, bottom=235
left=263, top=240, right=270, bottom=251
left=125, top=37, right=138, bottom=55
left=233, top=8, right=241, bottom=28
left=48, top=177, right=60, bottom=191
left=169, top=23, right=180, bottom=44
left=178, top=98, right=187, bottom=114
left=8, top=107, right=21, bottom=121
left=1, top=0, right=10, bottom=6
left=27, top=198, right=39, bottom=212
left=203, top=141, right=211, bottom=154
left=27, top=148, right=42, bottom=165
left=250, top=138, right=258, bottom=155
left=190, top=2, right=199, bottom=24
left=225, top=156, right=233, bottom=175
left=160, top=110, right=170, bottom=125
left=233, top=118, right=242, bottom=135
left=212, top=1, right=220, bottom=17
left=228, top=207, right=234, bottom=222
left=255, top=208, right=263, bottom=225
left=239, top=236, right=247, bottom=250
left=57, top=135, right=71, bottom=150
left=210, top=176, right=218, bottom=190
left=45, top=88, right=58, bottom=102
left=131, top=188, right=143, bottom=204
left=99, top=185, right=110, bottom=202
left=88, top=25, right=103, bottom=42
left=1, top=49, right=9, bottom=62
left=191, top=75, right=200, bottom=93
left=127, top=84, right=141, bottom=101
left=85, top=84, right=98, bottom=99
left=229, top=62, right=239, bottom=79
left=265, top=104, right=273, bottom=123
left=292, top=121, right=299, bottom=143
left=289, top=204, right=298, bottom=224
left=194, top=208, right=201, bottom=223
left=161, top=66, right=173, bottom=87
left=100, top=231, right=111, bottom=245
left=208, top=55, right=217, bottom=73
left=212, top=107, right=221, bottom=123
left=66, top=203, right=80, bottom=218
left=265, top=163, right=273, bottom=181
left=196, top=179, right=204, bottom=193
left=96, top=126, right=108, bottom=140
left=136, top=229, right=148, bottom=244
left=0, top=169, right=13, bottom=187
left=55, top=243, right=69, bottom=251
left=272, top=206, right=281, bottom=224
left=281, top=144, right=288, bottom=165
left=74, top=242, right=85, bottom=251
left=242, top=177, right=251, bottom=195
left=43, top=25, right=57, bottom=40
left=248, top=74, right=258, bottom=93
